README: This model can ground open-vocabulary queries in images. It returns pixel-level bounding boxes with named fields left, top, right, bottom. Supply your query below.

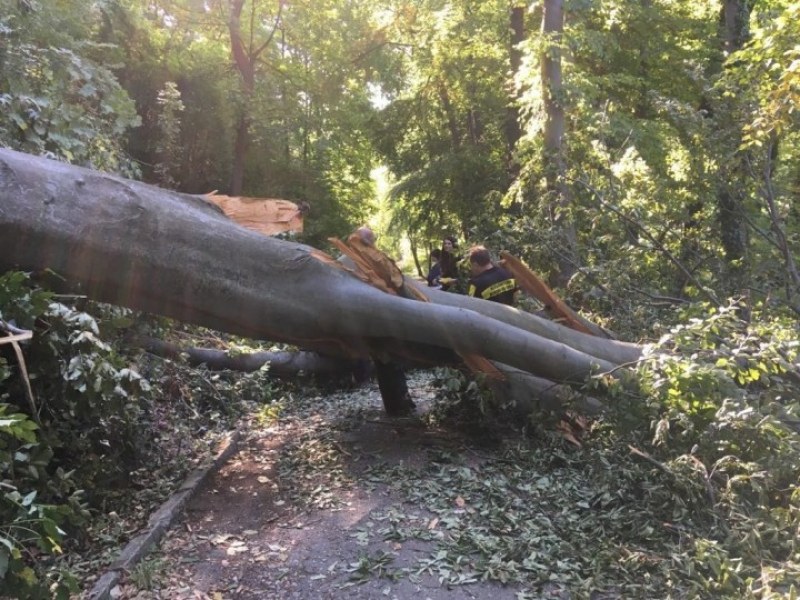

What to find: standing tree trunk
left=716, top=0, right=752, bottom=301
left=505, top=3, right=525, bottom=167
left=227, top=0, right=283, bottom=195
left=228, top=0, right=254, bottom=195
left=438, top=81, right=462, bottom=150
left=541, top=0, right=578, bottom=287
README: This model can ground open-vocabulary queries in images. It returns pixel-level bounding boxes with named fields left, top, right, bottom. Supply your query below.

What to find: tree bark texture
left=716, top=0, right=752, bottom=297
left=0, top=149, right=641, bottom=397
left=505, top=4, right=525, bottom=157
left=540, top=0, right=579, bottom=287
left=129, top=335, right=357, bottom=377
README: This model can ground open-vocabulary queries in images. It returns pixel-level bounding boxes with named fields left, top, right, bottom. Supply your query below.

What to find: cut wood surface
left=0, top=149, right=643, bottom=400
left=206, top=193, right=306, bottom=236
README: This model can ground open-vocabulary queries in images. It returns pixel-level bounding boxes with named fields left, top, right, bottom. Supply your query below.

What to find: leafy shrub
left=0, top=272, right=159, bottom=596
left=427, top=368, right=499, bottom=433
left=0, top=7, right=140, bottom=175
left=631, top=303, right=800, bottom=595
left=0, top=274, right=83, bottom=598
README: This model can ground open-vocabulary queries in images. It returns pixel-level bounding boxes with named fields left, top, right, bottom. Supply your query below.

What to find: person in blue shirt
left=426, top=248, right=442, bottom=287
left=466, top=245, right=516, bottom=306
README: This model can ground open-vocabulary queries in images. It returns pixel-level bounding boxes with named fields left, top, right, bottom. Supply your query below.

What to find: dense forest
left=1, top=0, right=799, bottom=598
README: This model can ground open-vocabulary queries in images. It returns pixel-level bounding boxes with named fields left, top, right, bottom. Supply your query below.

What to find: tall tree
left=724, top=1, right=800, bottom=311
left=227, top=0, right=283, bottom=195
left=505, top=2, right=526, bottom=175
left=715, top=0, right=753, bottom=299
left=372, top=1, right=515, bottom=243
left=540, top=0, right=578, bottom=286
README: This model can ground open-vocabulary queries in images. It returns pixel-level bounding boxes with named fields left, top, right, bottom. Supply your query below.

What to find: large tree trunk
left=129, top=335, right=357, bottom=377
left=715, top=0, right=752, bottom=301
left=0, top=149, right=641, bottom=404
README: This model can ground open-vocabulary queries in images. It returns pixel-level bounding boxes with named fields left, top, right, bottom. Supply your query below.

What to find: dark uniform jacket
left=467, top=266, right=516, bottom=305
left=438, top=250, right=459, bottom=291
left=426, top=262, right=442, bottom=287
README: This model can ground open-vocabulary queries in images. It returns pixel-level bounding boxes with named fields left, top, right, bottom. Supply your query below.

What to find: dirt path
left=112, top=373, right=530, bottom=600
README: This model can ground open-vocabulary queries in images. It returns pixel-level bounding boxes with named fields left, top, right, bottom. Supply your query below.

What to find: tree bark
left=228, top=0, right=254, bottom=195
left=715, top=0, right=752, bottom=299
left=505, top=4, right=525, bottom=162
left=0, top=149, right=641, bottom=398
left=129, top=335, right=357, bottom=377
left=226, top=0, right=282, bottom=195
left=541, top=0, right=579, bottom=287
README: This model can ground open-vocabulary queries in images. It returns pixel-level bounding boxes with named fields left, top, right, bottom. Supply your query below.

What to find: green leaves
left=0, top=410, right=38, bottom=445
left=0, top=4, right=140, bottom=175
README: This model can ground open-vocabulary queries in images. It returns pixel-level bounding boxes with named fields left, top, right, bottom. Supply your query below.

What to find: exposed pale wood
left=500, top=251, right=594, bottom=335
left=206, top=194, right=306, bottom=236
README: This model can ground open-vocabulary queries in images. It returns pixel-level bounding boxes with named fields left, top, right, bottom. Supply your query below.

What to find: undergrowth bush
left=0, top=272, right=277, bottom=597
left=0, top=272, right=85, bottom=598
left=429, top=302, right=799, bottom=597
left=627, top=303, right=800, bottom=596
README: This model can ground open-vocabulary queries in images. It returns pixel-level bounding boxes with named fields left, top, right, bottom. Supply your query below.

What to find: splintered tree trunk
left=0, top=149, right=642, bottom=412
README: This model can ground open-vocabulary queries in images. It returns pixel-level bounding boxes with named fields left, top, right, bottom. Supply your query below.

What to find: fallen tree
left=0, top=149, right=643, bottom=413
left=128, top=334, right=358, bottom=378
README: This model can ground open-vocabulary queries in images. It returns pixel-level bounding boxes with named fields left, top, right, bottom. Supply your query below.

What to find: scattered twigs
left=629, top=444, right=730, bottom=533
left=750, top=138, right=800, bottom=314
left=628, top=445, right=673, bottom=476
left=691, top=454, right=730, bottom=535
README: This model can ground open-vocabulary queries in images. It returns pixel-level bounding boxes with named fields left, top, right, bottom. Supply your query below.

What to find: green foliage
left=427, top=367, right=554, bottom=439
left=626, top=305, right=800, bottom=595
left=0, top=273, right=284, bottom=594
left=0, top=274, right=83, bottom=599
left=128, top=556, right=166, bottom=591
left=370, top=0, right=514, bottom=242
left=153, top=82, right=185, bottom=189
left=35, top=302, right=155, bottom=489
left=426, top=368, right=497, bottom=433
left=0, top=1, right=140, bottom=174
left=734, top=2, right=800, bottom=148
left=422, top=305, right=800, bottom=596
left=0, top=271, right=153, bottom=592
left=2, top=0, right=800, bottom=594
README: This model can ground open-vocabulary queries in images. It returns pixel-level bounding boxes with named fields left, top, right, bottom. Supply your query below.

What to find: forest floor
left=107, top=372, right=538, bottom=599
left=100, top=371, right=679, bottom=600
